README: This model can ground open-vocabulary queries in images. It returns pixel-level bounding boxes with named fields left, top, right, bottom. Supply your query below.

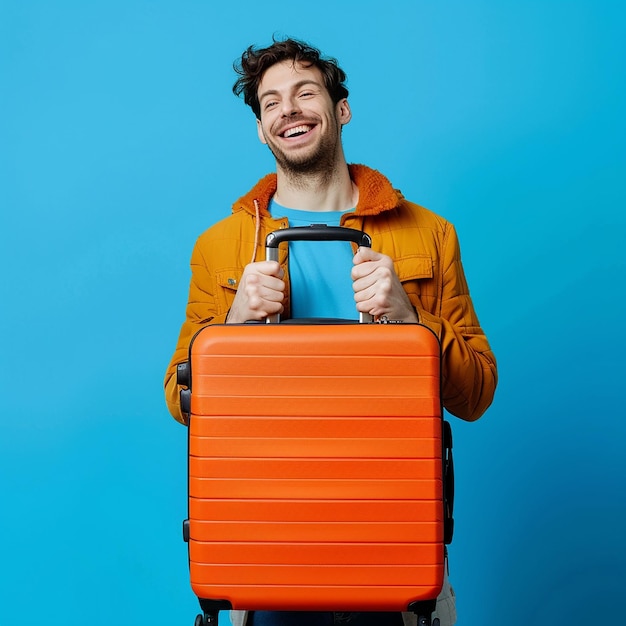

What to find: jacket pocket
left=395, top=254, right=434, bottom=307
left=215, top=268, right=243, bottom=313
left=395, top=254, right=433, bottom=281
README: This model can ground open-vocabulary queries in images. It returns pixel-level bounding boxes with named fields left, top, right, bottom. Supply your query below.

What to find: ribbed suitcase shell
left=186, top=322, right=444, bottom=612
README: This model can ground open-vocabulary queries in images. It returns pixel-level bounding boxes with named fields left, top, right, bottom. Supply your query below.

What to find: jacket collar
left=232, top=164, right=403, bottom=217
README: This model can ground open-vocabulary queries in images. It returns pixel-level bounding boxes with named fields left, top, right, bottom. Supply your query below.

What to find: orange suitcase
left=177, top=226, right=454, bottom=626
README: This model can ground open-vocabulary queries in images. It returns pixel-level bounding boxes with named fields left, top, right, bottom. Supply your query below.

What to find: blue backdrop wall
left=1, top=1, right=624, bottom=625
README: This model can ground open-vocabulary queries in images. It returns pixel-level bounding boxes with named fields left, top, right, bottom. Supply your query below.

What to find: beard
left=262, top=117, right=342, bottom=179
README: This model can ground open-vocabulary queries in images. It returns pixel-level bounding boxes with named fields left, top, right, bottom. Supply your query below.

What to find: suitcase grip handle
left=265, top=225, right=372, bottom=261
left=265, top=225, right=373, bottom=324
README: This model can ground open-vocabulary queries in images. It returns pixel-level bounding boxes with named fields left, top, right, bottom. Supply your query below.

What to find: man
left=164, top=37, right=497, bottom=626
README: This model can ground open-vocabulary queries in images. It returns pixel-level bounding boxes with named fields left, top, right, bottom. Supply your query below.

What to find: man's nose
left=281, top=97, right=301, bottom=116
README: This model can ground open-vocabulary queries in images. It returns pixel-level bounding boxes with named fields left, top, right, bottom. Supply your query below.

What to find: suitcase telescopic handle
left=265, top=225, right=373, bottom=324
left=265, top=224, right=372, bottom=256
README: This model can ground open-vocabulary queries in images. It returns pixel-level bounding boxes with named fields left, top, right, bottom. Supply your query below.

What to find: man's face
left=256, top=60, right=351, bottom=174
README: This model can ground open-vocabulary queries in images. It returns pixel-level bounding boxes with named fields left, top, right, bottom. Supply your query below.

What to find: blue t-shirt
left=269, top=200, right=357, bottom=319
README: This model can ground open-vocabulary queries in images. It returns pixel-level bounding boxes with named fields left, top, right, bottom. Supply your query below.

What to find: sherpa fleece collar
left=232, top=163, right=403, bottom=218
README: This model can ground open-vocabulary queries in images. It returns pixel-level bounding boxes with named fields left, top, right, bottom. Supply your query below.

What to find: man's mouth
left=281, top=124, right=314, bottom=138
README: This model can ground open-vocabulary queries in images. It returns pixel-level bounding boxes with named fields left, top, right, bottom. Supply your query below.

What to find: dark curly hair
left=233, top=37, right=349, bottom=119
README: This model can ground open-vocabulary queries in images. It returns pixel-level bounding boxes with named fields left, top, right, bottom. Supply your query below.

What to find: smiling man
left=255, top=60, right=351, bottom=180
left=164, top=37, right=497, bottom=626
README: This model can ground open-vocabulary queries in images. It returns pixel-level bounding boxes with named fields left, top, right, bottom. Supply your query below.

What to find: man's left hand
left=352, top=247, right=418, bottom=322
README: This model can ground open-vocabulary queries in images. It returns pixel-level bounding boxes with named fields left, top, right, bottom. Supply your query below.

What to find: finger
left=243, top=283, right=285, bottom=318
left=351, top=268, right=377, bottom=292
left=353, top=246, right=383, bottom=264
left=245, top=272, right=285, bottom=299
left=353, top=275, right=392, bottom=304
left=258, top=282, right=286, bottom=302
left=352, top=260, right=390, bottom=286
left=243, top=298, right=284, bottom=320
left=351, top=255, right=380, bottom=281
left=257, top=260, right=284, bottom=279
left=353, top=267, right=396, bottom=306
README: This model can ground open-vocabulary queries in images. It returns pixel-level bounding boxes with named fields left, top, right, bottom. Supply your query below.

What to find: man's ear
left=337, top=98, right=352, bottom=126
left=257, top=118, right=267, bottom=145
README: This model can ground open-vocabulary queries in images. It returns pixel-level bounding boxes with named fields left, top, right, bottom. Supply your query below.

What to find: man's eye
left=264, top=101, right=278, bottom=109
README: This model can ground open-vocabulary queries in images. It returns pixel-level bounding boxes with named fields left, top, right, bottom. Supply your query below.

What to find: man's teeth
left=283, top=125, right=311, bottom=138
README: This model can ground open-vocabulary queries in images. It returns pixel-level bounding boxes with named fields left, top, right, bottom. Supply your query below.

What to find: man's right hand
left=226, top=261, right=285, bottom=323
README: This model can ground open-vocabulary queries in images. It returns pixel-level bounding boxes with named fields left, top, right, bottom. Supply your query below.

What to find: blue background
left=1, top=1, right=624, bottom=624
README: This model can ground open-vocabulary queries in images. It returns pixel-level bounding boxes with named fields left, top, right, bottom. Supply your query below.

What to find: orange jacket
left=164, top=164, right=497, bottom=424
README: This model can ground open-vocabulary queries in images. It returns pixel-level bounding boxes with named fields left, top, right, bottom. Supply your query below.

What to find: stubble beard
left=264, top=121, right=342, bottom=184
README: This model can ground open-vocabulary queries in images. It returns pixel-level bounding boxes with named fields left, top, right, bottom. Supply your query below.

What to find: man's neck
left=273, top=162, right=358, bottom=212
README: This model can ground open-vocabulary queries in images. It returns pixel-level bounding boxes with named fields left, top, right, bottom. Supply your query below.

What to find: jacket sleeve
left=164, top=240, right=229, bottom=425
left=414, top=224, right=497, bottom=421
